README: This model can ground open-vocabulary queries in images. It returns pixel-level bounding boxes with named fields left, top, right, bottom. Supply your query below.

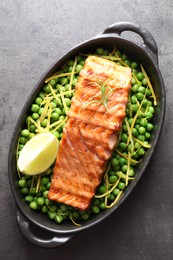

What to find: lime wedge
left=17, top=133, right=59, bottom=175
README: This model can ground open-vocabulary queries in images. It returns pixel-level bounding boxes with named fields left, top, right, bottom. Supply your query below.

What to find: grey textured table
left=1, top=0, right=173, bottom=259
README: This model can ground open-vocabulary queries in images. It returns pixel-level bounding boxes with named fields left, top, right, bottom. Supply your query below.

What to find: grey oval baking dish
left=8, top=21, right=165, bottom=248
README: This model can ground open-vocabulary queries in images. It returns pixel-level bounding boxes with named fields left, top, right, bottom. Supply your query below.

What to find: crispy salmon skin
left=48, top=55, right=132, bottom=210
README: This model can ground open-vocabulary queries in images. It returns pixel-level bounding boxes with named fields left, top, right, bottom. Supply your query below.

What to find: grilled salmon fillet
left=48, top=55, right=132, bottom=210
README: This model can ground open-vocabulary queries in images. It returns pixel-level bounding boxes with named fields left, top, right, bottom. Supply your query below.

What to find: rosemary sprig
left=83, top=80, right=116, bottom=111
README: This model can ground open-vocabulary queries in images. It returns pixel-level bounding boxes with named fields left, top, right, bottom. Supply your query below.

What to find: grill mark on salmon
left=48, top=55, right=132, bottom=210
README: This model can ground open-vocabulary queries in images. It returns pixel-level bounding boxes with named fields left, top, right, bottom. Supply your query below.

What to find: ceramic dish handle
left=17, top=210, right=73, bottom=248
left=101, top=21, right=158, bottom=64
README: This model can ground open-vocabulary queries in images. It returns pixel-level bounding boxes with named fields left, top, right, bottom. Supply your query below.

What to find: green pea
left=147, top=123, right=153, bottom=132
left=21, top=129, right=30, bottom=138
left=121, top=165, right=128, bottom=173
left=39, top=185, right=46, bottom=193
left=134, top=142, right=140, bottom=150
left=142, top=78, right=148, bottom=85
left=131, top=77, right=136, bottom=85
left=45, top=198, right=52, bottom=206
left=146, top=89, right=151, bottom=96
left=113, top=188, right=120, bottom=196
left=136, top=72, right=144, bottom=80
left=132, top=104, right=138, bottom=113
left=32, top=112, right=39, bottom=120
left=108, top=194, right=115, bottom=201
left=18, top=179, right=26, bottom=188
left=46, top=182, right=51, bottom=189
left=72, top=211, right=80, bottom=219
left=92, top=198, right=99, bottom=206
left=60, top=204, right=68, bottom=212
left=99, top=201, right=106, bottom=210
left=128, top=118, right=133, bottom=126
left=43, top=190, right=49, bottom=198
left=132, top=84, right=139, bottom=93
left=92, top=206, right=100, bottom=214
left=119, top=157, right=127, bottom=166
left=41, top=177, right=49, bottom=185
left=132, top=70, right=137, bottom=76
left=67, top=65, right=73, bottom=72
left=19, top=136, right=27, bottom=144
left=41, top=119, right=48, bottom=127
left=131, top=62, right=138, bottom=69
left=127, top=144, right=133, bottom=152
left=76, top=64, right=83, bottom=73
left=131, top=95, right=137, bottom=104
left=138, top=126, right=146, bottom=134
left=118, top=142, right=126, bottom=150
left=132, top=128, right=138, bottom=137
left=121, top=133, right=128, bottom=142
left=30, top=187, right=36, bottom=195
left=137, top=110, right=144, bottom=118
left=148, top=106, right=155, bottom=114
left=55, top=215, right=64, bottom=223
left=51, top=112, right=59, bottom=121
left=145, top=111, right=153, bottom=120
left=145, top=132, right=151, bottom=139
left=138, top=86, right=146, bottom=94
left=41, top=205, right=48, bottom=213
left=25, top=179, right=32, bottom=187
left=59, top=77, right=68, bottom=85
left=96, top=47, right=104, bottom=55
left=49, top=79, right=56, bottom=86
left=122, top=124, right=128, bottom=132
left=39, top=91, right=46, bottom=98
left=103, top=49, right=109, bottom=56
left=129, top=167, right=135, bottom=177
left=48, top=211, right=56, bottom=220
left=50, top=205, right=58, bottom=212
left=118, top=182, right=126, bottom=190
left=59, top=133, right=63, bottom=139
left=59, top=115, right=65, bottom=120
left=136, top=92, right=144, bottom=101
left=68, top=60, right=74, bottom=66
left=109, top=175, right=118, bottom=184
left=65, top=98, right=71, bottom=107
left=37, top=197, right=45, bottom=206
left=43, top=84, right=50, bottom=93
left=135, top=124, right=140, bottom=130
left=98, top=185, right=107, bottom=194
left=51, top=102, right=57, bottom=109
left=115, top=50, right=121, bottom=56
left=137, top=148, right=145, bottom=156
left=138, top=135, right=145, bottom=141
left=30, top=201, right=38, bottom=210
left=140, top=118, right=148, bottom=127
left=38, top=107, right=44, bottom=115
left=72, top=77, right=78, bottom=86
left=79, top=60, right=85, bottom=66
left=31, top=104, right=39, bottom=113
left=143, top=99, right=148, bottom=107
left=25, top=195, right=33, bottom=203
left=35, top=97, right=43, bottom=105
left=81, top=213, right=90, bottom=220
left=53, top=131, right=60, bottom=139
left=124, top=60, right=131, bottom=66
left=54, top=108, right=62, bottom=115
left=19, top=144, right=24, bottom=150
left=111, top=157, right=119, bottom=167
left=121, top=54, right=127, bottom=61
